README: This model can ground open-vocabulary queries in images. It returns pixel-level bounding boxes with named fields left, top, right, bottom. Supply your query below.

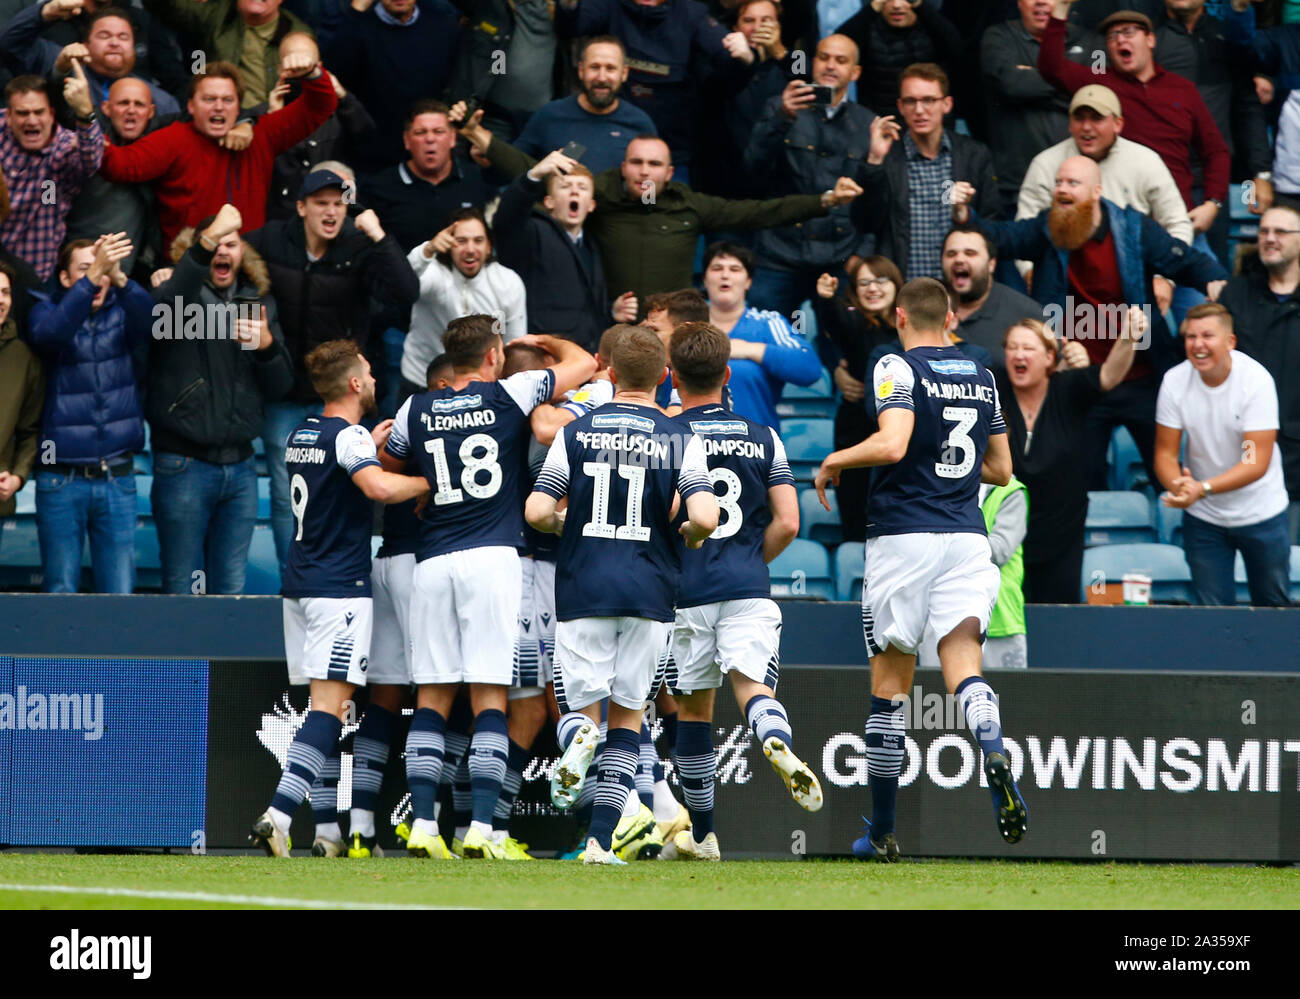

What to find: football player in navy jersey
left=251, top=341, right=432, bottom=858
left=383, top=316, right=596, bottom=860
left=813, top=278, right=1028, bottom=861
left=346, top=354, right=456, bottom=859
left=526, top=326, right=719, bottom=865
left=660, top=322, right=821, bottom=861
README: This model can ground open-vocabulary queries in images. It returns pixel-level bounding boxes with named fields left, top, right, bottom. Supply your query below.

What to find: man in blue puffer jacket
left=27, top=232, right=152, bottom=593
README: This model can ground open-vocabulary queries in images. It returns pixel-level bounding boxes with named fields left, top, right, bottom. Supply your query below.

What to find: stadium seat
left=798, top=487, right=842, bottom=545
left=1155, top=504, right=1184, bottom=546
left=781, top=418, right=834, bottom=483
left=134, top=519, right=162, bottom=592
left=768, top=538, right=834, bottom=600
left=834, top=541, right=865, bottom=602
left=778, top=369, right=836, bottom=420
left=1084, top=490, right=1155, bottom=546
left=243, top=524, right=281, bottom=595
left=257, top=477, right=271, bottom=521
left=254, top=434, right=270, bottom=476
left=1081, top=543, right=1193, bottom=604
left=0, top=517, right=43, bottom=589
left=135, top=475, right=153, bottom=516
left=1292, top=547, right=1300, bottom=604
left=13, top=482, right=34, bottom=516
left=1107, top=426, right=1149, bottom=491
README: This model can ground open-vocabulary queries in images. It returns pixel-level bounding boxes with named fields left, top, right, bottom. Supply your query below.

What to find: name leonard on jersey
left=420, top=394, right=498, bottom=432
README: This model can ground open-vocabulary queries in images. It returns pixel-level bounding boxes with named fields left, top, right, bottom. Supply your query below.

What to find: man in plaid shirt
left=0, top=65, right=104, bottom=282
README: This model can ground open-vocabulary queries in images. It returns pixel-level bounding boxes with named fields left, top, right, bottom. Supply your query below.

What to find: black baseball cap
left=299, top=169, right=348, bottom=199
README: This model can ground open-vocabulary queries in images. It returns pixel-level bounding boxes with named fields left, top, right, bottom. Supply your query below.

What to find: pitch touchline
left=0, top=883, right=471, bottom=910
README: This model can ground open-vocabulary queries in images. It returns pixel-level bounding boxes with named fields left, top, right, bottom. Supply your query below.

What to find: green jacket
left=143, top=0, right=313, bottom=105
left=0, top=318, right=44, bottom=518
left=983, top=478, right=1028, bottom=639
left=583, top=170, right=826, bottom=305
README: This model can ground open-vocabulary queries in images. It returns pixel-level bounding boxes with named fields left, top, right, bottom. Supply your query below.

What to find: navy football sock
left=865, top=695, right=905, bottom=838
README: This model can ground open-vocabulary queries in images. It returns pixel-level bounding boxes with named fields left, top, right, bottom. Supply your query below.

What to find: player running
left=813, top=278, right=1028, bottom=861
left=661, top=322, right=822, bottom=862
left=251, top=341, right=431, bottom=858
left=382, top=316, right=595, bottom=860
left=526, top=326, right=719, bottom=865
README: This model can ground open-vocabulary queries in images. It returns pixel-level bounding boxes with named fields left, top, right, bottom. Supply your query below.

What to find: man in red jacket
left=99, top=41, right=337, bottom=249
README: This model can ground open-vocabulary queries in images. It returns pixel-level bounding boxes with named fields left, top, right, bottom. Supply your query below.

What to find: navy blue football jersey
left=282, top=416, right=381, bottom=598
left=674, top=405, right=795, bottom=607
left=866, top=346, right=1005, bottom=537
left=387, top=369, right=555, bottom=560
left=534, top=402, right=714, bottom=622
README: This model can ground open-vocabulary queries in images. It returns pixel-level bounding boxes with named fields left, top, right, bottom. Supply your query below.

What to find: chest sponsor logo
left=689, top=420, right=748, bottom=436
left=290, top=429, right=320, bottom=445
left=927, top=359, right=977, bottom=376
left=591, top=413, right=656, bottom=434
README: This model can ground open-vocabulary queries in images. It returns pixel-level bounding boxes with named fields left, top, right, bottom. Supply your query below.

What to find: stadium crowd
left=1, top=0, right=1298, bottom=617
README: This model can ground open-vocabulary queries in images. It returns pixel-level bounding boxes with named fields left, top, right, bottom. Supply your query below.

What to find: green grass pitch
left=1, top=854, right=1296, bottom=909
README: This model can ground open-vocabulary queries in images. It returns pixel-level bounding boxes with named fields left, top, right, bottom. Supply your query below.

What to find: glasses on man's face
left=857, top=276, right=891, bottom=288
left=1106, top=25, right=1144, bottom=41
left=899, top=97, right=943, bottom=111
left=1258, top=227, right=1300, bottom=238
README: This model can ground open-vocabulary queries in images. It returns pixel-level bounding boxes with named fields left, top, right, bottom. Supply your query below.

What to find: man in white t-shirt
left=1155, top=303, right=1292, bottom=607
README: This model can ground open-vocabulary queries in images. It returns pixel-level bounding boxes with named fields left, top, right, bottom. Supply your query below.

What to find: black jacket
left=244, top=217, right=420, bottom=401
left=851, top=130, right=1003, bottom=278
left=1219, top=267, right=1300, bottom=498
left=981, top=18, right=1101, bottom=210
left=746, top=96, right=877, bottom=269
left=494, top=172, right=609, bottom=352
left=149, top=239, right=294, bottom=463
left=834, top=0, right=963, bottom=118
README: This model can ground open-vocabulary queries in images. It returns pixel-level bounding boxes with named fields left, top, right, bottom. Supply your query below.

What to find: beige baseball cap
left=1069, top=84, right=1122, bottom=119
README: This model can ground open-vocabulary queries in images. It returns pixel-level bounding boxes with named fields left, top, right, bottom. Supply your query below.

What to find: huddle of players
left=249, top=313, right=825, bottom=863
left=250, top=274, right=1031, bottom=863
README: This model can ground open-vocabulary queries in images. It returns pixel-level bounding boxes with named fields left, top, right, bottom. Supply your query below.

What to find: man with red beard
left=951, top=155, right=1227, bottom=492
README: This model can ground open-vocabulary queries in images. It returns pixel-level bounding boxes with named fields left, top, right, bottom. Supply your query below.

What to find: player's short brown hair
left=503, top=340, right=550, bottom=377
left=896, top=277, right=951, bottom=334
left=598, top=323, right=640, bottom=362
left=654, top=288, right=709, bottom=328
left=305, top=339, right=365, bottom=401
left=669, top=322, right=730, bottom=395
left=188, top=61, right=244, bottom=104
left=443, top=314, right=502, bottom=372
left=611, top=325, right=667, bottom=393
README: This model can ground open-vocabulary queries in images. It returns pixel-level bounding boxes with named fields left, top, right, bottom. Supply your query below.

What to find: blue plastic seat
left=778, top=369, right=836, bottom=420
left=798, top=487, right=842, bottom=545
left=134, top=519, right=162, bottom=591
left=13, top=482, right=35, bottom=516
left=1085, top=490, right=1155, bottom=547
left=780, top=418, right=834, bottom=483
left=1154, top=503, right=1184, bottom=546
left=768, top=538, right=834, bottom=600
left=834, top=541, right=865, bottom=602
left=1107, top=426, right=1149, bottom=491
left=0, top=517, right=43, bottom=589
left=1292, top=547, right=1300, bottom=604
left=242, top=524, right=281, bottom=595
left=1081, top=543, right=1193, bottom=604
left=257, top=477, right=272, bottom=521
left=135, top=474, right=153, bottom=516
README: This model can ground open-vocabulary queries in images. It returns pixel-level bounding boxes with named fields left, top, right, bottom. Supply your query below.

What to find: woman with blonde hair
left=997, top=310, right=1142, bottom=602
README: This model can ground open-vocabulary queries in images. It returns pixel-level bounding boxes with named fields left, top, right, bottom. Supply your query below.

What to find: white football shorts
left=368, top=551, right=415, bottom=685
left=512, top=556, right=556, bottom=698
left=283, top=595, right=373, bottom=687
left=410, top=545, right=522, bottom=686
left=552, top=616, right=672, bottom=712
left=670, top=598, right=782, bottom=694
left=861, top=532, right=1000, bottom=657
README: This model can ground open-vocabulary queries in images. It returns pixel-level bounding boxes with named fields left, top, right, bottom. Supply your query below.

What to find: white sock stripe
left=676, top=756, right=716, bottom=777
left=286, top=743, right=326, bottom=774
left=353, top=737, right=390, bottom=763
left=276, top=773, right=310, bottom=801
left=443, top=732, right=470, bottom=756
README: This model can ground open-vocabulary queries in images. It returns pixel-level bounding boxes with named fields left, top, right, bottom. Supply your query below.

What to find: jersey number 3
left=935, top=406, right=977, bottom=479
